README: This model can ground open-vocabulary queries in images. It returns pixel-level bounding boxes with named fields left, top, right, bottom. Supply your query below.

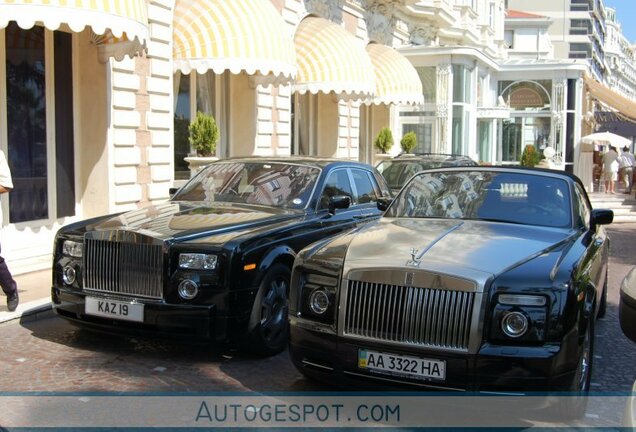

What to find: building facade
left=604, top=7, right=636, bottom=99
left=506, top=0, right=607, bottom=81
left=0, top=0, right=621, bottom=273
left=0, top=0, right=427, bottom=273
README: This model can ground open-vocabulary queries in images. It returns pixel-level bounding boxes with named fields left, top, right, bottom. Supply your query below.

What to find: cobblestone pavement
left=595, top=224, right=636, bottom=393
left=0, top=225, right=634, bottom=426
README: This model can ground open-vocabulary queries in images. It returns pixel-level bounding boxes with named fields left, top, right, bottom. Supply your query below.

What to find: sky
left=604, top=0, right=636, bottom=43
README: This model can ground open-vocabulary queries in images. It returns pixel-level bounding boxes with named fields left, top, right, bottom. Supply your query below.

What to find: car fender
left=255, top=245, right=297, bottom=280
left=244, top=246, right=296, bottom=331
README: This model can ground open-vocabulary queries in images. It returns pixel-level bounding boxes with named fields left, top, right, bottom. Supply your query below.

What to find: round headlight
left=62, top=265, right=76, bottom=285
left=501, top=311, right=529, bottom=338
left=309, top=289, right=330, bottom=315
left=178, top=279, right=199, bottom=300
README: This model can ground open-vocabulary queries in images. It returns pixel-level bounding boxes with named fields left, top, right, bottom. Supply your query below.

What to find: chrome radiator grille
left=83, top=239, right=164, bottom=299
left=343, top=280, right=474, bottom=350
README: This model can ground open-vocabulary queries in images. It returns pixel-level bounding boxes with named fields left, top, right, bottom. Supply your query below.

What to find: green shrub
left=374, top=127, right=394, bottom=154
left=189, top=111, right=219, bottom=157
left=520, top=144, right=541, bottom=167
left=400, top=131, right=417, bottom=153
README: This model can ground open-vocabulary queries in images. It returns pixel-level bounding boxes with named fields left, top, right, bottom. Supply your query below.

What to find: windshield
left=376, top=160, right=448, bottom=189
left=386, top=171, right=572, bottom=228
left=172, top=162, right=320, bottom=209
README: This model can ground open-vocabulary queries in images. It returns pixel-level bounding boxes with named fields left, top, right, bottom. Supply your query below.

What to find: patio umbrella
left=581, top=131, right=632, bottom=149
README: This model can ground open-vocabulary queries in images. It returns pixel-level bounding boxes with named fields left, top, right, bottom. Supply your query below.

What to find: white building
left=504, top=9, right=553, bottom=60
left=506, top=0, right=608, bottom=81
left=602, top=7, right=636, bottom=101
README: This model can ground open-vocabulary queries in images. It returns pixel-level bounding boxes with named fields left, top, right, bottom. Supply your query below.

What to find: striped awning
left=92, top=31, right=145, bottom=62
left=173, top=0, right=296, bottom=83
left=366, top=43, right=423, bottom=106
left=584, top=73, right=636, bottom=120
left=294, top=16, right=375, bottom=99
left=0, top=0, right=148, bottom=57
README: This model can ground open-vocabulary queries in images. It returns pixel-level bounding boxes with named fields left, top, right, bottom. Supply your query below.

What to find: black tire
left=598, top=273, right=608, bottom=319
left=554, top=318, right=594, bottom=420
left=245, top=264, right=291, bottom=356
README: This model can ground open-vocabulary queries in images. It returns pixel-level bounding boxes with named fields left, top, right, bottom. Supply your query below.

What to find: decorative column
left=436, top=64, right=451, bottom=153
left=551, top=80, right=566, bottom=164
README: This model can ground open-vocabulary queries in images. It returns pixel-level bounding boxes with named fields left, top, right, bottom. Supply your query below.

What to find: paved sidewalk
left=0, top=269, right=52, bottom=324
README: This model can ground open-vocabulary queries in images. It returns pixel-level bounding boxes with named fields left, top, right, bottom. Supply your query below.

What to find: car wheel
left=245, top=264, right=291, bottom=356
left=598, top=273, right=608, bottom=319
left=554, top=318, right=594, bottom=420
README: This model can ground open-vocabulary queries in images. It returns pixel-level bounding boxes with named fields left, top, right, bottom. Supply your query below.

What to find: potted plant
left=184, top=111, right=220, bottom=177
left=374, top=127, right=394, bottom=164
left=519, top=144, right=541, bottom=167
left=374, top=127, right=394, bottom=154
left=400, top=131, right=417, bottom=154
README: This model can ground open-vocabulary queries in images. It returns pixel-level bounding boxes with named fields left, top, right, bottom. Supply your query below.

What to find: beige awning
left=0, top=0, right=148, bottom=58
left=365, top=43, right=423, bottom=105
left=584, top=73, right=636, bottom=120
left=294, top=16, right=375, bottom=99
left=172, top=0, right=296, bottom=83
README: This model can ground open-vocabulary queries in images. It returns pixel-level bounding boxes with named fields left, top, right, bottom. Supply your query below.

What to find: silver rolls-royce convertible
left=289, top=166, right=613, bottom=418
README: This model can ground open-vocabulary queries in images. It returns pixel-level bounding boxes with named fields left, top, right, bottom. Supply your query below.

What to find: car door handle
left=354, top=213, right=375, bottom=219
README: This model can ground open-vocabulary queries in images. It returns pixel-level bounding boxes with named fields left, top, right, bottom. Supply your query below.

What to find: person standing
left=0, top=149, right=18, bottom=311
left=602, top=145, right=620, bottom=194
left=619, top=146, right=636, bottom=194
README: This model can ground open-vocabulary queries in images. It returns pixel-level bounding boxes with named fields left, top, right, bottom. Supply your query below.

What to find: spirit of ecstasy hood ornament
left=407, top=247, right=421, bottom=267
left=410, top=248, right=418, bottom=262
left=406, top=222, right=464, bottom=267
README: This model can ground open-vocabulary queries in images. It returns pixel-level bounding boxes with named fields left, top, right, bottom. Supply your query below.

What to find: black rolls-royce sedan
left=289, top=166, right=612, bottom=417
left=52, top=157, right=391, bottom=355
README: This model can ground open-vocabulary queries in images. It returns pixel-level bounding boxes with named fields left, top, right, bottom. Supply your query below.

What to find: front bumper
left=52, top=286, right=223, bottom=342
left=289, top=318, right=578, bottom=393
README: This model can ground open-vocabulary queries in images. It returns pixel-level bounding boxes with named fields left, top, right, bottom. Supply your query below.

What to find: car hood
left=83, top=201, right=303, bottom=242
left=343, top=218, right=575, bottom=284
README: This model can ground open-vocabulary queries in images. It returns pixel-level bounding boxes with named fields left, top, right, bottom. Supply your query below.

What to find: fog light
left=62, top=265, right=76, bottom=285
left=309, top=289, right=329, bottom=315
left=501, top=311, right=529, bottom=338
left=178, top=279, right=199, bottom=300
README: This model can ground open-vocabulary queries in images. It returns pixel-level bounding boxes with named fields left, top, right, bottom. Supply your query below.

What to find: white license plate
left=358, top=349, right=446, bottom=381
left=85, top=297, right=144, bottom=323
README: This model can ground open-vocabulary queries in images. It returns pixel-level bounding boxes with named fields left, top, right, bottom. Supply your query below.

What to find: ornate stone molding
left=436, top=63, right=451, bottom=114
left=552, top=111, right=564, bottom=126
left=437, top=63, right=451, bottom=76
left=408, top=24, right=438, bottom=46
left=304, top=0, right=342, bottom=21
left=553, top=80, right=566, bottom=112
left=363, top=1, right=397, bottom=45
left=436, top=104, right=448, bottom=118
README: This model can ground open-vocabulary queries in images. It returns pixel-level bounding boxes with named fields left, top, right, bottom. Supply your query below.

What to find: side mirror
left=377, top=197, right=393, bottom=211
left=169, top=187, right=179, bottom=198
left=620, top=267, right=636, bottom=343
left=328, top=195, right=350, bottom=215
left=590, top=208, right=614, bottom=229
